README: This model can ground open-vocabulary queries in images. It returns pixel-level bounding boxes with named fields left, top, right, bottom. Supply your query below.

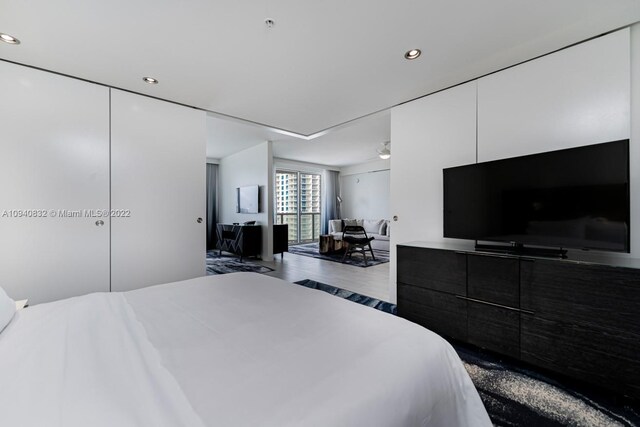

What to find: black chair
left=341, top=226, right=375, bottom=266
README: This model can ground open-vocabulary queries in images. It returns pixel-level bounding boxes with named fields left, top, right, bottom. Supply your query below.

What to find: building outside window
left=275, top=170, right=321, bottom=243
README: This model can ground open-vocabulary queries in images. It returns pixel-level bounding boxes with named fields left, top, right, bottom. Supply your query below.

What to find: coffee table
left=319, top=234, right=343, bottom=254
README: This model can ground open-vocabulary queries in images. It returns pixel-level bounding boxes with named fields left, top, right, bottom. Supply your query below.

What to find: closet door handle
left=197, top=217, right=203, bottom=224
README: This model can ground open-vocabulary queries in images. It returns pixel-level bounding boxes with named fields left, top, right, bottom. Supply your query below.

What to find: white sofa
left=328, top=219, right=390, bottom=251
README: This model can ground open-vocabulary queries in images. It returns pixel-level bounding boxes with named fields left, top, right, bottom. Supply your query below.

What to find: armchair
left=341, top=226, right=376, bottom=266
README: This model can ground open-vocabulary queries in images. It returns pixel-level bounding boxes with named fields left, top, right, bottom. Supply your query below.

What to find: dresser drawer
left=467, top=301, right=520, bottom=359
left=468, top=254, right=519, bottom=307
left=398, top=283, right=467, bottom=341
left=397, top=246, right=466, bottom=295
left=521, top=314, right=640, bottom=397
left=520, top=259, right=640, bottom=332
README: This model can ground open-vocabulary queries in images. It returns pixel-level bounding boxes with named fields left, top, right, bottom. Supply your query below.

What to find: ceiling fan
left=377, top=141, right=391, bottom=159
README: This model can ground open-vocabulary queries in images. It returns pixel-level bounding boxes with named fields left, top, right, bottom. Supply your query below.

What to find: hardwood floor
left=256, top=250, right=391, bottom=302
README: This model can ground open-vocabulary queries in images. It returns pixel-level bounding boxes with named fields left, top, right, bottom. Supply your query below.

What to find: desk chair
left=341, top=225, right=375, bottom=266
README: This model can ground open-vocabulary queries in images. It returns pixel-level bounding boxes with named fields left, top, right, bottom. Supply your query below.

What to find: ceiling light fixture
left=377, top=141, right=391, bottom=160
left=142, top=76, right=159, bottom=84
left=0, top=33, right=20, bottom=45
left=404, top=49, right=421, bottom=60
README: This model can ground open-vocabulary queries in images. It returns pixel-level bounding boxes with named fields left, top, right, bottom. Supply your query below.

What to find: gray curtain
left=206, top=163, right=219, bottom=250
left=321, top=170, right=340, bottom=234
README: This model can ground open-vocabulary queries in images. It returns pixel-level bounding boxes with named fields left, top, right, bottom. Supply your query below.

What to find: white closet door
left=111, top=90, right=206, bottom=292
left=0, top=61, right=110, bottom=304
left=389, top=81, right=477, bottom=303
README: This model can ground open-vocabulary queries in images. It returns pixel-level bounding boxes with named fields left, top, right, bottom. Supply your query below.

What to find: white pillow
left=363, top=219, right=383, bottom=234
left=329, top=219, right=342, bottom=233
left=0, top=287, right=16, bottom=333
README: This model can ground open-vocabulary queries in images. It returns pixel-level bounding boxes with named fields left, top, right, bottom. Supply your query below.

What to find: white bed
left=0, top=272, right=491, bottom=426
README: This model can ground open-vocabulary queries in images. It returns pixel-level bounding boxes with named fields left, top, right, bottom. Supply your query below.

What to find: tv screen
left=443, top=140, right=629, bottom=253
left=237, top=185, right=259, bottom=214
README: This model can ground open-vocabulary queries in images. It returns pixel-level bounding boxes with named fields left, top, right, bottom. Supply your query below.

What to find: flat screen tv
left=236, top=185, right=259, bottom=214
left=443, top=140, right=629, bottom=254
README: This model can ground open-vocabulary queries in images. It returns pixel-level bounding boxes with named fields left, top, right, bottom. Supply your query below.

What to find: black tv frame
left=443, top=139, right=630, bottom=258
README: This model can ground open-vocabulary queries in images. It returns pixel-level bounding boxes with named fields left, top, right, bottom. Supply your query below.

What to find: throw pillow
left=329, top=219, right=342, bottom=233
left=379, top=220, right=387, bottom=235
left=363, top=219, right=383, bottom=234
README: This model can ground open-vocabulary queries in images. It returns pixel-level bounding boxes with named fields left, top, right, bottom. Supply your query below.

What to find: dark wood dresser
left=397, top=242, right=640, bottom=399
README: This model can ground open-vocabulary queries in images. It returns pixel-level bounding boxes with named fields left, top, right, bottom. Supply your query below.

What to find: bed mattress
left=0, top=272, right=490, bottom=426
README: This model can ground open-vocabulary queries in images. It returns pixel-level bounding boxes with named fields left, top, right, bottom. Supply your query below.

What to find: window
left=276, top=170, right=321, bottom=243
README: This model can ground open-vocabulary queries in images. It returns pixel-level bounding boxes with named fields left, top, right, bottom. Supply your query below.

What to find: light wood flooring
left=256, top=250, right=391, bottom=302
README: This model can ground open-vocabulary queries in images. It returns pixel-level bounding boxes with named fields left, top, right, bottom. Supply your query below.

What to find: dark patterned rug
left=288, top=242, right=389, bottom=267
left=294, top=279, right=396, bottom=314
left=206, top=251, right=274, bottom=275
left=293, top=279, right=640, bottom=427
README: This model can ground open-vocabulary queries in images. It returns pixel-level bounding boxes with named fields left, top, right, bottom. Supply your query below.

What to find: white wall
left=478, top=28, right=630, bottom=162
left=219, top=141, right=273, bottom=259
left=340, top=166, right=390, bottom=220
left=390, top=26, right=635, bottom=303
left=341, top=159, right=390, bottom=176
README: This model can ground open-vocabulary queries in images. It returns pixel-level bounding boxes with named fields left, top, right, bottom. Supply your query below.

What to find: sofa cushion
left=374, top=234, right=390, bottom=241
left=363, top=219, right=384, bottom=234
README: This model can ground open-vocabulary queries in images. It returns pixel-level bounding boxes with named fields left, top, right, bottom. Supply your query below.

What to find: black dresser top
left=398, top=240, right=640, bottom=270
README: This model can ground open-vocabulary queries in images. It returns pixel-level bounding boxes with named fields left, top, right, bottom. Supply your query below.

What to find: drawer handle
left=455, top=295, right=534, bottom=315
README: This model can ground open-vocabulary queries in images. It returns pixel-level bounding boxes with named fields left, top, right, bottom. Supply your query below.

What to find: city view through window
left=276, top=171, right=321, bottom=243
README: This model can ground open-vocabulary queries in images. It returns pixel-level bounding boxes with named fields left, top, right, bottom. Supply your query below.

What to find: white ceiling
left=2, top=1, right=639, bottom=164
left=207, top=111, right=390, bottom=167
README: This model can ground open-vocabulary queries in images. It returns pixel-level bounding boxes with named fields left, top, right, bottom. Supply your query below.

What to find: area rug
left=287, top=242, right=389, bottom=267
left=293, top=279, right=640, bottom=427
left=206, top=251, right=274, bottom=275
left=294, top=279, right=396, bottom=314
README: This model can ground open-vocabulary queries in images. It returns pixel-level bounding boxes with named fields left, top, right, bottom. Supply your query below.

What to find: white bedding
left=0, top=272, right=490, bottom=426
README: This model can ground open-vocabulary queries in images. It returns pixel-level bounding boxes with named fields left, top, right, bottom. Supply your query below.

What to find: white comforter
left=0, top=273, right=490, bottom=426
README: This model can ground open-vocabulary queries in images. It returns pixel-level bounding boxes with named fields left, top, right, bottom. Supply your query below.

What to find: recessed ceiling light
left=404, top=49, right=421, bottom=60
left=0, top=33, right=20, bottom=45
left=142, top=77, right=159, bottom=84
